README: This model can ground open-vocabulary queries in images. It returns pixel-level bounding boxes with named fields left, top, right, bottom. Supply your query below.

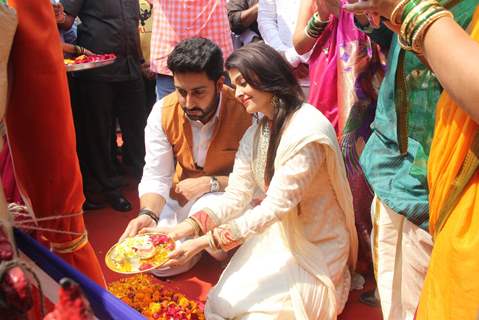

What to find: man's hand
left=119, top=215, right=156, bottom=242
left=141, top=62, right=155, bottom=80
left=162, top=236, right=209, bottom=268
left=292, top=63, right=309, bottom=80
left=175, top=177, right=210, bottom=201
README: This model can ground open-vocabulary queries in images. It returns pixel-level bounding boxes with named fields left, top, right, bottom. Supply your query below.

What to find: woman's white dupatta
left=205, top=104, right=358, bottom=319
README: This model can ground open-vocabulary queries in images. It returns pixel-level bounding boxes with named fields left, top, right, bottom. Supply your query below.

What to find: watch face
left=210, top=177, right=219, bottom=192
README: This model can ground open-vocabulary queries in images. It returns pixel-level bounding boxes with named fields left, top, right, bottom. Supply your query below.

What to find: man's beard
left=183, top=88, right=220, bottom=123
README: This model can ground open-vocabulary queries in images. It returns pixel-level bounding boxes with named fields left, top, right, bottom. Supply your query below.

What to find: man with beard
left=120, top=38, right=252, bottom=276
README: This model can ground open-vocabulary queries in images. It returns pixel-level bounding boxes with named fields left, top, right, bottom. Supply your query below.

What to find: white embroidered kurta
left=202, top=103, right=358, bottom=319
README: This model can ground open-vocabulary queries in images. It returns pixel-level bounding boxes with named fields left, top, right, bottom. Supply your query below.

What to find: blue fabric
left=61, top=24, right=77, bottom=44
left=14, top=229, right=144, bottom=320
left=155, top=74, right=175, bottom=101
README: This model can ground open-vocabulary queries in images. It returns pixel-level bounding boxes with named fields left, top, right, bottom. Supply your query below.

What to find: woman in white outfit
left=143, top=42, right=358, bottom=319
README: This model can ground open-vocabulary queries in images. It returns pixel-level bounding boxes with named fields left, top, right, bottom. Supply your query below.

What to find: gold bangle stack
left=390, top=0, right=411, bottom=25
left=411, top=10, right=453, bottom=52
left=397, top=0, right=453, bottom=53
left=184, top=217, right=201, bottom=238
left=206, top=231, right=219, bottom=251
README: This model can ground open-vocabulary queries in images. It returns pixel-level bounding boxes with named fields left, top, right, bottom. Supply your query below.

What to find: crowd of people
left=6, top=0, right=479, bottom=318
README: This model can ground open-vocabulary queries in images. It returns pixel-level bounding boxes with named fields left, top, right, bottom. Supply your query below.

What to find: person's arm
left=343, top=0, right=479, bottom=123
left=293, top=0, right=317, bottom=55
left=228, top=1, right=259, bottom=34
left=62, top=43, right=93, bottom=55
left=173, top=175, right=229, bottom=201
left=258, top=0, right=307, bottom=67
left=258, top=0, right=288, bottom=52
left=188, top=125, right=258, bottom=234
left=137, top=99, right=174, bottom=213
left=208, top=142, right=325, bottom=251
left=239, top=3, right=259, bottom=30
left=421, top=17, right=479, bottom=123
left=120, top=100, right=174, bottom=241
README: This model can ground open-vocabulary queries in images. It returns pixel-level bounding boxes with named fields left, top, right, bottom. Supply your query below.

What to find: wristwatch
left=210, top=176, right=220, bottom=193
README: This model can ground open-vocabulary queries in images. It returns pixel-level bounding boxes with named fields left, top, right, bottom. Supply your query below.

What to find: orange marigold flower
left=108, top=274, right=204, bottom=320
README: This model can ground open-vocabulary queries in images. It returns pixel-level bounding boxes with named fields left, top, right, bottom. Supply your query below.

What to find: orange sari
left=6, top=0, right=105, bottom=286
left=417, top=8, right=479, bottom=319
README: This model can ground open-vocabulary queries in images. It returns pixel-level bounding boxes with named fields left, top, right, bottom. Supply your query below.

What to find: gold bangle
left=390, top=0, right=411, bottom=25
left=206, top=231, right=219, bottom=250
left=399, top=1, right=441, bottom=49
left=411, top=10, right=453, bottom=53
left=184, top=217, right=201, bottom=237
left=400, top=0, right=437, bottom=41
left=404, top=4, right=442, bottom=43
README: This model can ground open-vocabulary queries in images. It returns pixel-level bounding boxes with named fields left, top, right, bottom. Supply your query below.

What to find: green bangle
left=401, top=2, right=436, bottom=47
left=405, top=5, right=441, bottom=46
left=404, top=2, right=434, bottom=37
left=401, top=0, right=420, bottom=22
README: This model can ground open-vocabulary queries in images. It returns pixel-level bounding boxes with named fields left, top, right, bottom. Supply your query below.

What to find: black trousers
left=72, top=77, right=146, bottom=197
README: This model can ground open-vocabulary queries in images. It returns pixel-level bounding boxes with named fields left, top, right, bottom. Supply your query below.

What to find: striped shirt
left=148, top=0, right=233, bottom=75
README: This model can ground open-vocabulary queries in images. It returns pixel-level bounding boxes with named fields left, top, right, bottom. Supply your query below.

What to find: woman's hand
left=343, top=0, right=401, bottom=20
left=82, top=48, right=95, bottom=56
left=162, top=236, right=209, bottom=268
left=315, top=0, right=340, bottom=18
left=139, top=219, right=197, bottom=241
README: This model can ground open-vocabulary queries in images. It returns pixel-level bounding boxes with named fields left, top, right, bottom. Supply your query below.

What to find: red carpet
left=84, top=178, right=383, bottom=319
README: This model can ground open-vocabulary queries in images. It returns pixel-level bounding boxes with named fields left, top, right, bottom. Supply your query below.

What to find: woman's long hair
left=225, top=42, right=304, bottom=185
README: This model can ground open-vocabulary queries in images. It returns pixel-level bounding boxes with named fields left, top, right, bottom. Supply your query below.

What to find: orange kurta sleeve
left=6, top=0, right=105, bottom=287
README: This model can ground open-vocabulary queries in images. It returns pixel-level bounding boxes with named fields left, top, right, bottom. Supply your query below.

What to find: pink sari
left=308, top=9, right=385, bottom=271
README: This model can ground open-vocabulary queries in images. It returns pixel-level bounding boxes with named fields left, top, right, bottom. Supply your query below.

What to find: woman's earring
left=271, top=95, right=280, bottom=112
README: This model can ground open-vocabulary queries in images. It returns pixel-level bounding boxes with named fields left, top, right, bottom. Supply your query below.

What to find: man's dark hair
left=167, top=38, right=224, bottom=81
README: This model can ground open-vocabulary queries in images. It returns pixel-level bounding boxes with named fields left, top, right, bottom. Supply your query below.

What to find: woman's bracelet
left=183, top=217, right=201, bottom=238
left=397, top=0, right=452, bottom=53
left=74, top=45, right=86, bottom=55
left=389, top=0, right=413, bottom=25
left=206, top=231, right=220, bottom=251
left=305, top=12, right=329, bottom=39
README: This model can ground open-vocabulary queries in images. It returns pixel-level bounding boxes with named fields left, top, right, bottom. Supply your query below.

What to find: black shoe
left=106, top=193, right=132, bottom=212
left=82, top=200, right=106, bottom=211
left=359, top=289, right=380, bottom=308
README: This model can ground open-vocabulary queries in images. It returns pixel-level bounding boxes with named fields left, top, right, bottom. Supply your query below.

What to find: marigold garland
left=108, top=274, right=205, bottom=320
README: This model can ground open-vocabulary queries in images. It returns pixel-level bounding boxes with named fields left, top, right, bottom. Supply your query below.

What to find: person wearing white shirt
left=119, top=38, right=252, bottom=276
left=258, top=0, right=311, bottom=98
